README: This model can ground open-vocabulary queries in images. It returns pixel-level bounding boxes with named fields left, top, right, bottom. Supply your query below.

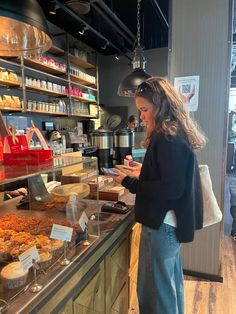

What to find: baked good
left=51, top=239, right=63, bottom=257
left=0, top=240, right=10, bottom=262
left=1, top=262, right=28, bottom=289
left=38, top=250, right=53, bottom=269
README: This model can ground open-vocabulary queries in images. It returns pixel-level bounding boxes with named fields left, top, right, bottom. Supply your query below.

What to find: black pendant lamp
left=117, top=0, right=151, bottom=97
left=0, top=0, right=52, bottom=57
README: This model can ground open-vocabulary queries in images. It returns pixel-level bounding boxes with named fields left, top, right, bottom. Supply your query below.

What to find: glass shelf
left=0, top=156, right=98, bottom=186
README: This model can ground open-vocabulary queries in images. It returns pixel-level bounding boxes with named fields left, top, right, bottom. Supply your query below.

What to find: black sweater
left=122, top=131, right=203, bottom=243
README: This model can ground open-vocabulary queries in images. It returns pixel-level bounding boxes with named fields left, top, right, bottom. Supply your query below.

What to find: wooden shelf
left=48, top=45, right=65, bottom=56
left=26, top=109, right=68, bottom=115
left=0, top=106, right=22, bottom=112
left=70, top=74, right=96, bottom=87
left=24, top=58, right=66, bottom=76
left=71, top=113, right=97, bottom=118
left=26, top=85, right=67, bottom=97
left=0, top=79, right=20, bottom=88
left=71, top=95, right=97, bottom=103
left=68, top=54, right=94, bottom=69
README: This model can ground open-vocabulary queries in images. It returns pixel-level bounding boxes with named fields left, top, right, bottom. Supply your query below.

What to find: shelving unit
left=0, top=41, right=99, bottom=119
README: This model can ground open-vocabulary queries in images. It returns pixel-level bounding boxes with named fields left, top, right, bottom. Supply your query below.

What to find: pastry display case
left=0, top=155, right=102, bottom=311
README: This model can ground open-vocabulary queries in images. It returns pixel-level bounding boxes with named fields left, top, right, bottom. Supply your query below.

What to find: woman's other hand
left=116, top=161, right=142, bottom=178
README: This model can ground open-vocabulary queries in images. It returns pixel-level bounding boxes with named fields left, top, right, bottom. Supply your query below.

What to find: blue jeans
left=137, top=224, right=184, bottom=314
left=229, top=176, right=236, bottom=233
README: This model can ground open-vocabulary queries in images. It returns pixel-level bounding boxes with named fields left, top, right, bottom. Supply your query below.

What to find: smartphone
left=101, top=167, right=118, bottom=176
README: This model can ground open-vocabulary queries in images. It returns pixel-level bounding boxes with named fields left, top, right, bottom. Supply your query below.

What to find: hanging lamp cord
left=137, top=0, right=141, bottom=47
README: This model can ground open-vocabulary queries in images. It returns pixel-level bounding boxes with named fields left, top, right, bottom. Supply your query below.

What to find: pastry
left=51, top=239, right=63, bottom=257
left=38, top=250, right=53, bottom=269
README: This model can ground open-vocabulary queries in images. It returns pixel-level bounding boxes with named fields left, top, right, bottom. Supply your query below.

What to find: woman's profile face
left=135, top=96, right=156, bottom=131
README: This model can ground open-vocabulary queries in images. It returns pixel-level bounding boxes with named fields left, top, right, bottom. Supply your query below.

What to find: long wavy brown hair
left=135, top=77, right=207, bottom=150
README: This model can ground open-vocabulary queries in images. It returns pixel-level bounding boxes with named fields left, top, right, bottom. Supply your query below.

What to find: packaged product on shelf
left=2, top=95, right=13, bottom=107
left=8, top=70, right=18, bottom=82
left=60, top=63, right=66, bottom=72
left=11, top=96, right=21, bottom=108
left=0, top=96, right=3, bottom=107
left=47, top=81, right=52, bottom=90
left=0, top=67, right=4, bottom=80
left=28, top=77, right=32, bottom=86
left=57, top=85, right=62, bottom=93
left=41, top=80, right=47, bottom=89
left=52, top=83, right=58, bottom=92
left=1, top=68, right=9, bottom=81
left=32, top=78, right=37, bottom=87
left=32, top=101, right=37, bottom=110
left=48, top=58, right=56, bottom=68
left=42, top=56, right=48, bottom=65
left=27, top=100, right=32, bottom=110
left=36, top=79, right=41, bottom=88
left=61, top=86, right=66, bottom=94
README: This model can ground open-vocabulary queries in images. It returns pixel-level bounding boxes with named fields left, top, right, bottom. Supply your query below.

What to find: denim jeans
left=229, top=176, right=236, bottom=233
left=137, top=224, right=184, bottom=314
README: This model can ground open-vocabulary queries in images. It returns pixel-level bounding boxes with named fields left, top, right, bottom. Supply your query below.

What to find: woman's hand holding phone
left=101, top=167, right=126, bottom=184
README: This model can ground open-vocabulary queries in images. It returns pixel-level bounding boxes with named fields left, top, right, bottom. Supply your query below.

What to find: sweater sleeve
left=122, top=176, right=139, bottom=194
left=122, top=134, right=191, bottom=200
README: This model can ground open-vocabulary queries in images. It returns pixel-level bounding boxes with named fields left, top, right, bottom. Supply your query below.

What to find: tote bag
left=199, top=165, right=223, bottom=227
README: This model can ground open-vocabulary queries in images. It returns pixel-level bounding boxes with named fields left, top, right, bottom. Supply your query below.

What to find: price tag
left=18, top=246, right=40, bottom=271
left=50, top=224, right=73, bottom=242
left=79, top=211, right=89, bottom=232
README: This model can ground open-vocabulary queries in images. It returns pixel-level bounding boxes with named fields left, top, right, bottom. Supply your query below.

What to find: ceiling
left=37, top=0, right=169, bottom=56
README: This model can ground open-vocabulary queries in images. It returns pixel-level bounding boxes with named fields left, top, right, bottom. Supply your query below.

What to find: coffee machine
left=114, top=129, right=132, bottom=165
left=91, top=129, right=113, bottom=169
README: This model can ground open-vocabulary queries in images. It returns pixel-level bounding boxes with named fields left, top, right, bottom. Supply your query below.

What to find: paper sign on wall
left=174, top=75, right=200, bottom=112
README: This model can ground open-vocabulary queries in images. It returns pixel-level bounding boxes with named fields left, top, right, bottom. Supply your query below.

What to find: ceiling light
left=101, top=41, right=109, bottom=50
left=78, top=25, right=88, bottom=35
left=49, top=2, right=57, bottom=15
left=0, top=0, right=52, bottom=57
left=117, top=0, right=151, bottom=97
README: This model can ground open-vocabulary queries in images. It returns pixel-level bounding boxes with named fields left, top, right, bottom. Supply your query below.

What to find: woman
left=112, top=77, right=206, bottom=314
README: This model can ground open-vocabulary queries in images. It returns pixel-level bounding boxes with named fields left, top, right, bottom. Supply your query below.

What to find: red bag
left=4, top=134, right=28, bottom=153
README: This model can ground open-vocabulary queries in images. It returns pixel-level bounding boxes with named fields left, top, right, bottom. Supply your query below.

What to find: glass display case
left=0, top=156, right=101, bottom=310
